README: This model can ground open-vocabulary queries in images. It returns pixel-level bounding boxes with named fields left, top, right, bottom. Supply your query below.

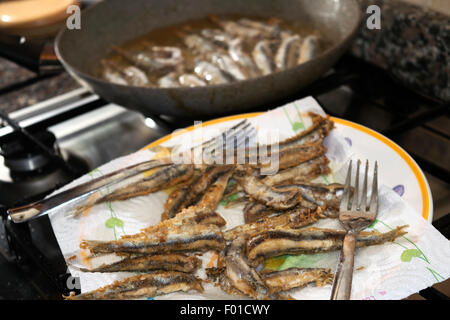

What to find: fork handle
left=7, top=158, right=171, bottom=223
left=330, top=231, right=357, bottom=300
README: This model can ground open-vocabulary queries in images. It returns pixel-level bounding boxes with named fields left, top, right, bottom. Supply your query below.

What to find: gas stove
left=0, top=53, right=448, bottom=299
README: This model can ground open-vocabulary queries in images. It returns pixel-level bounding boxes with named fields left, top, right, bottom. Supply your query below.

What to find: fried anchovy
left=242, top=181, right=343, bottom=223
left=161, top=166, right=232, bottom=220
left=64, top=271, right=203, bottom=300
left=183, top=34, right=217, bottom=55
left=102, top=60, right=150, bottom=87
left=164, top=167, right=235, bottom=217
left=224, top=236, right=273, bottom=300
left=209, top=15, right=266, bottom=39
left=112, top=46, right=180, bottom=75
left=195, top=169, right=234, bottom=211
left=278, top=113, right=334, bottom=149
left=158, top=72, right=180, bottom=88
left=243, top=202, right=268, bottom=223
left=243, top=194, right=320, bottom=223
left=238, top=18, right=281, bottom=38
left=242, top=113, right=332, bottom=158
left=189, top=167, right=232, bottom=207
left=194, top=61, right=231, bottom=85
left=162, top=187, right=191, bottom=221
left=274, top=141, right=327, bottom=170
left=211, top=53, right=247, bottom=81
left=81, top=223, right=225, bottom=255
left=161, top=170, right=203, bottom=220
left=235, top=175, right=300, bottom=210
left=162, top=167, right=232, bottom=221
left=82, top=204, right=227, bottom=254
left=260, top=267, right=333, bottom=293
left=79, top=253, right=201, bottom=273
left=200, top=29, right=234, bottom=49
left=224, top=207, right=324, bottom=241
left=252, top=40, right=275, bottom=75
left=263, top=155, right=330, bottom=186
left=178, top=73, right=207, bottom=87
left=275, top=34, right=302, bottom=70
left=246, top=141, right=327, bottom=172
left=228, top=38, right=260, bottom=78
left=247, top=226, right=408, bottom=266
left=71, top=160, right=180, bottom=216
left=205, top=113, right=331, bottom=169
left=101, top=60, right=129, bottom=85
left=97, top=164, right=194, bottom=203
left=142, top=205, right=227, bottom=240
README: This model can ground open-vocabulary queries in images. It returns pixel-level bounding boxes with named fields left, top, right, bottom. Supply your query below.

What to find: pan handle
left=8, top=158, right=171, bottom=223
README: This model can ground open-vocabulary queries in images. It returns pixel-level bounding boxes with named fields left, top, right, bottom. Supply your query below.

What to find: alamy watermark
left=66, top=267, right=81, bottom=290
left=65, top=5, right=381, bottom=31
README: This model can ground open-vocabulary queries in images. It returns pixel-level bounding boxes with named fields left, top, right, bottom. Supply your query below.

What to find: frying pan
left=55, top=0, right=362, bottom=118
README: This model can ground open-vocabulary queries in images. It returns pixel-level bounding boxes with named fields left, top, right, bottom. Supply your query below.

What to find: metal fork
left=8, top=119, right=256, bottom=223
left=330, top=159, right=378, bottom=300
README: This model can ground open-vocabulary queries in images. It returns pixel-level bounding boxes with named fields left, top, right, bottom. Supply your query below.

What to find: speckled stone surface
left=352, top=0, right=450, bottom=102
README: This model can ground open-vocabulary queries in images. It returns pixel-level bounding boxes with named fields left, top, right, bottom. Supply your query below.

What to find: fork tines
left=340, top=159, right=378, bottom=214
left=202, top=119, right=257, bottom=154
